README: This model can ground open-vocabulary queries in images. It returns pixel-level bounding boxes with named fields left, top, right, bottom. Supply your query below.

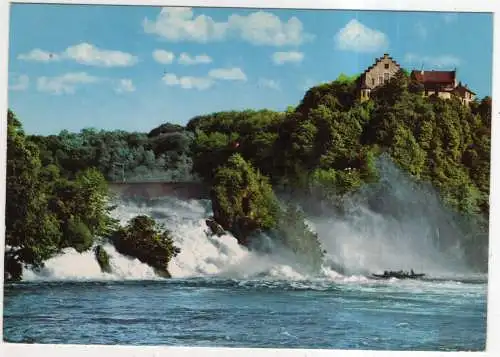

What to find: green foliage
left=111, top=215, right=181, bottom=277
left=297, top=79, right=358, bottom=116
left=358, top=84, right=490, bottom=215
left=186, top=74, right=490, bottom=219
left=65, top=217, right=93, bottom=253
left=211, top=154, right=280, bottom=244
left=310, top=168, right=338, bottom=201
left=47, top=167, right=116, bottom=252
left=5, top=110, right=62, bottom=281
left=191, top=130, right=238, bottom=182
left=5, top=110, right=117, bottom=282
left=74, top=168, right=115, bottom=236
left=188, top=110, right=284, bottom=181
left=390, top=126, right=426, bottom=177
left=371, top=70, right=409, bottom=106
left=335, top=73, right=360, bottom=84
left=211, top=154, right=324, bottom=270
left=30, top=125, right=195, bottom=182
left=310, top=167, right=363, bottom=198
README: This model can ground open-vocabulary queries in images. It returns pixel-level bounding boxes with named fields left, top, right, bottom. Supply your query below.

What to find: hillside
left=188, top=71, right=491, bottom=217
left=5, top=70, right=492, bottom=280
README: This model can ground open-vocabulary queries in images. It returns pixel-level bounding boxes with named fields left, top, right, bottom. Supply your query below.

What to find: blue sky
left=7, top=4, right=493, bottom=135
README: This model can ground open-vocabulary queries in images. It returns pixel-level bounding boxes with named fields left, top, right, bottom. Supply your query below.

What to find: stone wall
left=362, top=54, right=401, bottom=90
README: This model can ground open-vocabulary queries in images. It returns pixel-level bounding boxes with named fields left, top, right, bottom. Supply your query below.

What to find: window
left=372, top=78, right=375, bottom=86
left=384, top=63, right=389, bottom=69
left=384, top=73, right=390, bottom=82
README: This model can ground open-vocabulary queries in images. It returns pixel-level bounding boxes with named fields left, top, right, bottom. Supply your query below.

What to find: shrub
left=110, top=215, right=181, bottom=278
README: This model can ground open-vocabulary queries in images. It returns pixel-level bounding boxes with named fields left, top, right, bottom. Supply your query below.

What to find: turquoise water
left=3, top=277, right=487, bottom=350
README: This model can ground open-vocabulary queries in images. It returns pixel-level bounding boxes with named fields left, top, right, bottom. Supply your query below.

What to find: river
left=3, top=276, right=486, bottom=350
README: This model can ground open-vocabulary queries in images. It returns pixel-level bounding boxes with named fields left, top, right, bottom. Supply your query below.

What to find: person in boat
left=411, top=269, right=415, bottom=275
left=383, top=270, right=389, bottom=277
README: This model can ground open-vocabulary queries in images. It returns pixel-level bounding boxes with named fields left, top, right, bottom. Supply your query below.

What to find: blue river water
left=3, top=277, right=487, bottom=350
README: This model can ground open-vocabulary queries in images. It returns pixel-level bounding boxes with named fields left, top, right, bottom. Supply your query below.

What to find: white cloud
left=178, top=52, right=212, bottom=65
left=258, top=78, right=280, bottom=90
left=227, top=11, right=313, bottom=46
left=152, top=49, right=175, bottom=64
left=143, top=7, right=312, bottom=46
left=404, top=53, right=461, bottom=68
left=161, top=66, right=247, bottom=90
left=143, top=7, right=227, bottom=43
left=208, top=67, right=247, bottom=81
left=115, top=79, right=136, bottom=93
left=37, top=72, right=100, bottom=95
left=272, top=51, right=304, bottom=65
left=162, top=73, right=213, bottom=90
left=9, top=74, right=30, bottom=91
left=18, top=43, right=137, bottom=67
left=334, top=19, right=389, bottom=53
left=63, top=43, right=137, bottom=67
left=18, top=49, right=61, bottom=62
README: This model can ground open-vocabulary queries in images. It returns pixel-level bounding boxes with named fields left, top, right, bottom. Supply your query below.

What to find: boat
left=371, top=270, right=426, bottom=280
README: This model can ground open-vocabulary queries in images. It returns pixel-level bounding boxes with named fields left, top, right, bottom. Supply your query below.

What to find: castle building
left=357, top=53, right=401, bottom=101
left=410, top=70, right=476, bottom=105
left=452, top=82, right=476, bottom=106
left=356, top=53, right=476, bottom=105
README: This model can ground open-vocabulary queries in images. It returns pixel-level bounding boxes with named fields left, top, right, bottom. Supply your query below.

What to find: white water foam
left=311, top=207, right=464, bottom=276
left=23, top=197, right=311, bottom=282
left=22, top=243, right=159, bottom=281
left=22, top=174, right=485, bottom=285
left=111, top=198, right=255, bottom=278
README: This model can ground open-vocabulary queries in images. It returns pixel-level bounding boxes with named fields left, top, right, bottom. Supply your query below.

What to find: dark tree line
left=29, top=124, right=196, bottom=182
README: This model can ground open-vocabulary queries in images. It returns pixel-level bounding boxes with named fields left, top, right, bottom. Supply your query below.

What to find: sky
left=7, top=4, right=493, bottom=135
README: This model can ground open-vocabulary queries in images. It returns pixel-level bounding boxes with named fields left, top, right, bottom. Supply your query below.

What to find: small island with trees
left=4, top=55, right=491, bottom=282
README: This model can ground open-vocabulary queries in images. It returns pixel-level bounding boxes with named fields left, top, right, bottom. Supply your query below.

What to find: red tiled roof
left=411, top=70, right=456, bottom=84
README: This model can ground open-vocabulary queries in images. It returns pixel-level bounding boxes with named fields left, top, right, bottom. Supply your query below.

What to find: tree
left=66, top=217, right=94, bottom=253
left=211, top=154, right=280, bottom=245
left=5, top=110, right=119, bottom=281
left=5, top=110, right=61, bottom=281
left=390, top=126, right=426, bottom=177
left=192, top=130, right=239, bottom=182
left=371, top=69, right=409, bottom=106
